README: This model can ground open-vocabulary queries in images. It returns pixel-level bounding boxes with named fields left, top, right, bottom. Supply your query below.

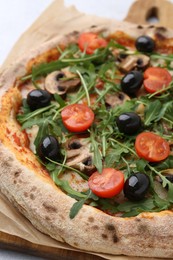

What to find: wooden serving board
left=0, top=0, right=173, bottom=259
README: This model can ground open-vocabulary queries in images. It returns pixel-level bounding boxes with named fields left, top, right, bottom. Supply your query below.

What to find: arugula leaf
left=69, top=190, right=99, bottom=219
left=153, top=193, right=170, bottom=210
left=136, top=159, right=148, bottom=172
left=105, top=147, right=129, bottom=167
left=34, top=119, right=49, bottom=148
left=144, top=100, right=162, bottom=126
left=155, top=156, right=173, bottom=171
left=17, top=104, right=55, bottom=124
left=90, top=132, right=103, bottom=173
left=53, top=94, right=66, bottom=108
left=117, top=198, right=155, bottom=214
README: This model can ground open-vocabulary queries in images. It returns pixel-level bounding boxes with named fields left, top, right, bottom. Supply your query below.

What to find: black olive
left=116, top=112, right=142, bottom=135
left=135, top=35, right=155, bottom=53
left=124, top=172, right=150, bottom=201
left=121, top=71, right=143, bottom=95
left=38, top=135, right=61, bottom=162
left=27, top=89, right=51, bottom=111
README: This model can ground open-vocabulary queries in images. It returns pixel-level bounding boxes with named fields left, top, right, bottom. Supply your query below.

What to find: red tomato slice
left=135, top=132, right=170, bottom=162
left=61, top=104, right=94, bottom=132
left=78, top=32, right=107, bottom=54
left=144, top=67, right=172, bottom=93
left=88, top=168, right=124, bottom=198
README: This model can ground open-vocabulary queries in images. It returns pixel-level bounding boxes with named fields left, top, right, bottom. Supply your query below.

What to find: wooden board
left=0, top=0, right=173, bottom=259
left=125, top=0, right=173, bottom=28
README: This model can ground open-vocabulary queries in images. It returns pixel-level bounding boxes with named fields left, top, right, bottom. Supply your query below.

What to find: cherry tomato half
left=78, top=32, right=107, bottom=54
left=88, top=168, right=124, bottom=198
left=144, top=67, right=172, bottom=93
left=135, top=132, right=170, bottom=162
left=61, top=104, right=94, bottom=132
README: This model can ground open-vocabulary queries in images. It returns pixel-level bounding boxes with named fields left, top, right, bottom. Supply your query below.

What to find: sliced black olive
left=124, top=172, right=150, bottom=201
left=27, top=89, right=51, bottom=111
left=135, top=35, right=155, bottom=53
left=116, top=112, right=142, bottom=135
left=121, top=71, right=143, bottom=95
left=38, top=135, right=61, bottom=162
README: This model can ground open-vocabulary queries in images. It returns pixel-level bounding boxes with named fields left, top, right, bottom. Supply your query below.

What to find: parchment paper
left=0, top=1, right=164, bottom=259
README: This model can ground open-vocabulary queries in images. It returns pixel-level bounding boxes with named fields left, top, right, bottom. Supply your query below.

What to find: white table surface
left=0, top=0, right=172, bottom=259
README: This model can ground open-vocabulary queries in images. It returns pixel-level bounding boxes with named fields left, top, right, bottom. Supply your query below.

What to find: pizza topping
left=119, top=54, right=150, bottom=73
left=121, top=71, right=143, bottom=95
left=66, top=138, right=96, bottom=174
left=156, top=169, right=173, bottom=186
left=105, top=92, right=130, bottom=108
left=143, top=67, right=172, bottom=93
left=45, top=70, right=81, bottom=95
left=17, top=32, right=173, bottom=218
left=135, top=35, right=155, bottom=53
left=27, top=89, right=51, bottom=110
left=123, top=172, right=150, bottom=201
left=78, top=32, right=107, bottom=54
left=88, top=168, right=124, bottom=198
left=135, top=132, right=170, bottom=162
left=116, top=112, right=142, bottom=135
left=61, top=104, right=94, bottom=133
left=38, top=135, right=62, bottom=162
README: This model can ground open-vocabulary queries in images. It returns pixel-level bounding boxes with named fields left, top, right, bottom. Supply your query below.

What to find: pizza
left=0, top=21, right=173, bottom=258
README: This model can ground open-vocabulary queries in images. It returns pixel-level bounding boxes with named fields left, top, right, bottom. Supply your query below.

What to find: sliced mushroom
left=66, top=138, right=96, bottom=175
left=155, top=169, right=173, bottom=186
left=105, top=92, right=130, bottom=109
left=119, top=54, right=150, bottom=73
left=44, top=70, right=81, bottom=95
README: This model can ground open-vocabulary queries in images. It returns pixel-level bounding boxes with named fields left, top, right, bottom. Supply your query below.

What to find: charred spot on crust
left=91, top=25, right=97, bottom=28
left=31, top=186, right=37, bottom=192
left=102, top=234, right=108, bottom=239
left=2, top=161, right=11, bottom=168
left=88, top=216, right=94, bottom=223
left=92, top=225, right=99, bottom=230
left=30, top=193, right=35, bottom=200
left=45, top=216, right=51, bottom=221
left=138, top=224, right=149, bottom=234
left=135, top=218, right=141, bottom=222
left=113, top=234, right=119, bottom=243
left=14, top=170, right=21, bottom=178
left=106, top=224, right=116, bottom=231
left=137, top=25, right=143, bottom=29
left=43, top=202, right=57, bottom=213
left=24, top=192, right=29, bottom=197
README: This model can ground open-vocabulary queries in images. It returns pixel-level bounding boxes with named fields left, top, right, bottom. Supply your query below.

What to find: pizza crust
left=1, top=21, right=173, bottom=258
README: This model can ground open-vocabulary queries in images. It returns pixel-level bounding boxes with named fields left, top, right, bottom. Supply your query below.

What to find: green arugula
left=17, top=35, right=173, bottom=219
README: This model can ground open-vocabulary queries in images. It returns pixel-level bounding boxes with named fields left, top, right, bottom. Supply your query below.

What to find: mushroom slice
left=105, top=92, right=130, bottom=109
left=66, top=138, right=96, bottom=175
left=157, top=169, right=173, bottom=183
left=119, top=54, right=150, bottom=73
left=45, top=70, right=81, bottom=95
